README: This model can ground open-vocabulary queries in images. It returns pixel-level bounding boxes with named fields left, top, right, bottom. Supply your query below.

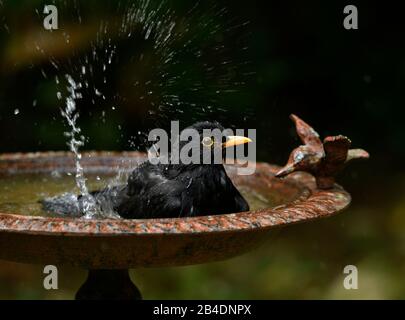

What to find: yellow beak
left=222, top=136, right=252, bottom=148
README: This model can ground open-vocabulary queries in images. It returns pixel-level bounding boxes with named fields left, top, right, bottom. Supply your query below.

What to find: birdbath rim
left=0, top=151, right=350, bottom=237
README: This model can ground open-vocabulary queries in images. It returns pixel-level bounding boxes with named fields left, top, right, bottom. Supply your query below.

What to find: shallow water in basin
left=0, top=171, right=279, bottom=218
left=0, top=172, right=120, bottom=217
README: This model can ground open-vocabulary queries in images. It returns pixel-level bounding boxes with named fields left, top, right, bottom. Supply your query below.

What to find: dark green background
left=1, top=0, right=404, bottom=299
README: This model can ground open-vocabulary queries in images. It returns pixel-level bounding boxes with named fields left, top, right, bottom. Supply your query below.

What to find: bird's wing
left=223, top=178, right=250, bottom=213
left=186, top=169, right=249, bottom=216
left=116, top=178, right=185, bottom=219
left=323, top=135, right=351, bottom=163
left=126, top=162, right=167, bottom=196
left=290, top=114, right=323, bottom=150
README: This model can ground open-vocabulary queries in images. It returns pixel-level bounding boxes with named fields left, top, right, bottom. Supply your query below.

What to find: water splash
left=32, top=0, right=254, bottom=219
left=46, top=0, right=253, bottom=129
left=60, top=74, right=97, bottom=219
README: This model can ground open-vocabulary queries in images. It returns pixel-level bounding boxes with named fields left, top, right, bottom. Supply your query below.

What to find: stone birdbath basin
left=0, top=115, right=368, bottom=299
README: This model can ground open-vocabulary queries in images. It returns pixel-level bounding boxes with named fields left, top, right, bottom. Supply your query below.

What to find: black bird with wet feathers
left=42, top=121, right=251, bottom=219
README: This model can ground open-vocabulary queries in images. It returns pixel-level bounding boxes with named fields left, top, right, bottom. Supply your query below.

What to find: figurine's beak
left=222, top=136, right=252, bottom=148
left=275, top=164, right=296, bottom=177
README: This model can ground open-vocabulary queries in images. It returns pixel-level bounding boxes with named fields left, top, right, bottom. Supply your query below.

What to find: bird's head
left=177, top=121, right=252, bottom=166
left=276, top=145, right=322, bottom=177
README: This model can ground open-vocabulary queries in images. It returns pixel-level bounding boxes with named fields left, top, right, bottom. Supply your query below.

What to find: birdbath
left=0, top=116, right=367, bottom=299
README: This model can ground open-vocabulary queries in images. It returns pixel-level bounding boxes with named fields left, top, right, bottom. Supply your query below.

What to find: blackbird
left=42, top=121, right=251, bottom=219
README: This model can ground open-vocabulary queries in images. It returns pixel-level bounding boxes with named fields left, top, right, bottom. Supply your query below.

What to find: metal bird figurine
left=42, top=121, right=251, bottom=219
left=276, top=114, right=369, bottom=189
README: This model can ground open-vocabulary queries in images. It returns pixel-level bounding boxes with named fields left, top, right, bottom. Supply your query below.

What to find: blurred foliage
left=0, top=0, right=405, bottom=299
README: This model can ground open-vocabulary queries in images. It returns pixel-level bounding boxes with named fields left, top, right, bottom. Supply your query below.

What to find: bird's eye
left=202, top=137, right=214, bottom=147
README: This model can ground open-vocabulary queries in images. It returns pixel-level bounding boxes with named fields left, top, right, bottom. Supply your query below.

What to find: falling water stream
left=60, top=74, right=99, bottom=219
